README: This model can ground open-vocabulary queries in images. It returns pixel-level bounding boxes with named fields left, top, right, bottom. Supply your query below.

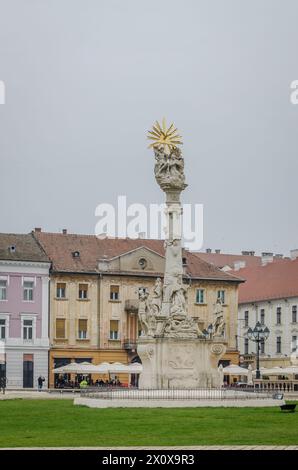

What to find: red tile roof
left=0, top=233, right=49, bottom=263
left=33, top=231, right=243, bottom=283
left=235, top=258, right=298, bottom=303
left=194, top=252, right=262, bottom=269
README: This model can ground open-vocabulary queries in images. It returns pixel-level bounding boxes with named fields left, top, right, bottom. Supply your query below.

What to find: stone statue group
left=138, top=276, right=226, bottom=340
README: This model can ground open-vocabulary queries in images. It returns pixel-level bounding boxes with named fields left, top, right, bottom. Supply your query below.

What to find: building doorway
left=23, top=354, right=34, bottom=388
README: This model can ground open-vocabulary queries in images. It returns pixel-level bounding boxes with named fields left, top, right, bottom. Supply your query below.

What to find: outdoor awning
left=52, top=361, right=143, bottom=375
left=253, top=366, right=298, bottom=376
left=222, top=365, right=249, bottom=376
left=253, top=367, right=283, bottom=376
left=282, top=366, right=298, bottom=374
left=52, top=362, right=107, bottom=374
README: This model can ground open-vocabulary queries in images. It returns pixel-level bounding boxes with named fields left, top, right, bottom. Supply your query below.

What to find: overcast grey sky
left=0, top=0, right=297, bottom=255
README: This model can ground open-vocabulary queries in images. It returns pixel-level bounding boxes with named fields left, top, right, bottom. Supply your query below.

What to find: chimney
left=261, top=252, right=274, bottom=266
left=206, top=248, right=212, bottom=253
left=290, top=249, right=298, bottom=260
left=62, top=229, right=67, bottom=235
left=241, top=250, right=255, bottom=256
left=34, top=227, right=42, bottom=232
left=274, top=254, right=284, bottom=259
left=215, top=249, right=221, bottom=254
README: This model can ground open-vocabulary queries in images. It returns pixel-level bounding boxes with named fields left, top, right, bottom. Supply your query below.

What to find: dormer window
left=182, top=257, right=187, bottom=266
left=72, top=251, right=80, bottom=258
left=9, top=245, right=16, bottom=253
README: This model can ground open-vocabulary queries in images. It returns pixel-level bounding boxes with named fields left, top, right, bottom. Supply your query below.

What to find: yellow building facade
left=34, top=231, right=242, bottom=387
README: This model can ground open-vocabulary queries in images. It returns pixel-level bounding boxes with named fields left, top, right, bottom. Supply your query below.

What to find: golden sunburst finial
left=147, top=118, right=183, bottom=154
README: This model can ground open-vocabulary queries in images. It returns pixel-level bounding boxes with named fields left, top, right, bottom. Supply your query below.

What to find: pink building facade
left=0, top=234, right=50, bottom=388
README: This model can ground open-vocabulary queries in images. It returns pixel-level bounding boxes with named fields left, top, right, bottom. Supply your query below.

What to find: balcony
left=124, top=299, right=138, bottom=313
left=123, top=338, right=137, bottom=350
left=242, top=354, right=255, bottom=364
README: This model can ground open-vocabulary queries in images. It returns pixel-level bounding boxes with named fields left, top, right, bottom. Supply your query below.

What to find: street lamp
left=246, top=321, right=270, bottom=379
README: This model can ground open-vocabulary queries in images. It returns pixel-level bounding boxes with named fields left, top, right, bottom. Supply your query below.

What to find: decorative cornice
left=0, top=259, right=51, bottom=269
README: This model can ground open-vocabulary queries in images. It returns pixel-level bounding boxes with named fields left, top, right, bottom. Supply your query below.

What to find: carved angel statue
left=212, top=298, right=225, bottom=337
left=138, top=288, right=157, bottom=337
left=151, top=277, right=162, bottom=314
left=138, top=289, right=150, bottom=336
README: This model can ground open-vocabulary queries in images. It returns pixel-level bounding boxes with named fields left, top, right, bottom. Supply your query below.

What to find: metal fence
left=80, top=387, right=273, bottom=400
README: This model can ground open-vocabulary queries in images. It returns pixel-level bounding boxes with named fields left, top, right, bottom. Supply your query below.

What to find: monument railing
left=80, top=387, right=273, bottom=400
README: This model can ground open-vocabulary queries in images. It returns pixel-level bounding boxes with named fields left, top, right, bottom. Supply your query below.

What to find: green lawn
left=0, top=399, right=297, bottom=447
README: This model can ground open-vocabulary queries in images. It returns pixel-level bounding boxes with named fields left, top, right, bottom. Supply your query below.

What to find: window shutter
left=57, top=283, right=66, bottom=289
left=79, top=319, right=87, bottom=331
left=56, top=319, right=65, bottom=338
left=110, top=320, right=119, bottom=331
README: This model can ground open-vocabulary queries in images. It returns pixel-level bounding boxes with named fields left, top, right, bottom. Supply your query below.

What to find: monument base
left=137, top=337, right=226, bottom=389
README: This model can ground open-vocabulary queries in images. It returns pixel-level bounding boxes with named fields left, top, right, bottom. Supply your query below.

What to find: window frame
left=260, top=309, right=265, bottom=326
left=23, top=280, right=34, bottom=302
left=0, top=315, right=8, bottom=340
left=217, top=290, right=225, bottom=304
left=196, top=289, right=205, bottom=304
left=78, top=319, right=88, bottom=339
left=109, top=319, right=119, bottom=340
left=78, top=284, right=88, bottom=300
left=276, top=307, right=281, bottom=325
left=292, top=336, right=297, bottom=353
left=110, top=285, right=120, bottom=301
left=56, top=283, right=66, bottom=299
left=56, top=318, right=66, bottom=339
left=0, top=279, right=8, bottom=301
left=292, top=305, right=297, bottom=323
left=244, top=310, right=249, bottom=328
left=21, top=315, right=36, bottom=342
left=276, top=336, right=282, bottom=354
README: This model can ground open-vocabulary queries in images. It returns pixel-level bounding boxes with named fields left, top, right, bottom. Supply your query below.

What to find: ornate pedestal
left=137, top=337, right=226, bottom=389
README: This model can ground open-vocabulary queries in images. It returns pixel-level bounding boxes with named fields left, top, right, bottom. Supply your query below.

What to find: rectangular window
left=56, top=283, right=66, bottom=299
left=78, top=284, right=88, bottom=299
left=78, top=319, right=88, bottom=339
left=56, top=319, right=66, bottom=339
left=0, top=319, right=6, bottom=340
left=260, top=309, right=265, bottom=326
left=196, top=289, right=204, bottom=304
left=260, top=338, right=265, bottom=354
left=0, top=280, right=7, bottom=301
left=110, top=285, right=119, bottom=301
left=110, top=320, right=119, bottom=340
left=23, top=281, right=34, bottom=301
left=276, top=336, right=281, bottom=354
left=276, top=307, right=281, bottom=325
left=292, top=336, right=297, bottom=352
left=244, top=311, right=249, bottom=328
left=23, top=319, right=33, bottom=340
left=244, top=338, right=249, bottom=355
left=292, top=306, right=297, bottom=323
left=217, top=290, right=225, bottom=304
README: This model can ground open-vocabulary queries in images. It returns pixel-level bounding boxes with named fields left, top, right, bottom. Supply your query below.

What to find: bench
left=280, top=404, right=296, bottom=412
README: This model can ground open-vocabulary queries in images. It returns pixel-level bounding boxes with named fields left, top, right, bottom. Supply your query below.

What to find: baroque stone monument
left=136, top=119, right=226, bottom=389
